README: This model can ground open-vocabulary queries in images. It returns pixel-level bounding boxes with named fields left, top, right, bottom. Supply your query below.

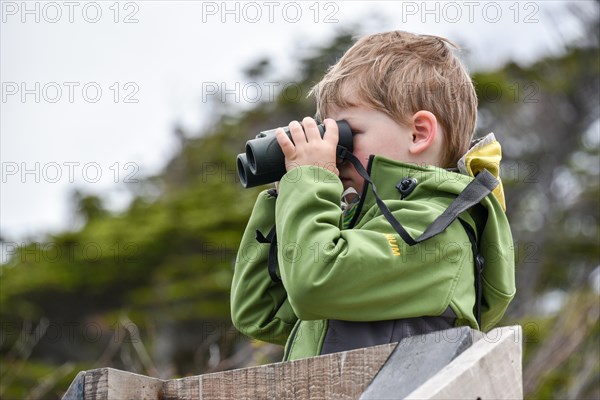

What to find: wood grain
left=63, top=326, right=523, bottom=400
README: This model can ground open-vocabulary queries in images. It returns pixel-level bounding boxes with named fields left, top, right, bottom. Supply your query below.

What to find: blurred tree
left=72, top=191, right=107, bottom=223
left=471, top=5, right=599, bottom=398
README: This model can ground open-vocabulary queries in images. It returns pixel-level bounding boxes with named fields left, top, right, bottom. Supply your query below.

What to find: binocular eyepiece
left=237, top=120, right=353, bottom=188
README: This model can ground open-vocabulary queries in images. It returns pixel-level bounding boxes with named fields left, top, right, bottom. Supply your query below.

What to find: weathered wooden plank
left=405, top=326, right=523, bottom=400
left=162, top=375, right=200, bottom=400
left=62, top=371, right=86, bottom=400
left=63, top=326, right=523, bottom=400
left=360, top=326, right=481, bottom=399
left=197, top=343, right=397, bottom=400
left=82, top=368, right=163, bottom=400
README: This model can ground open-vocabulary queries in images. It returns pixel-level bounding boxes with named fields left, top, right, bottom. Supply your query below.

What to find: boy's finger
left=302, top=117, right=320, bottom=141
left=323, top=118, right=339, bottom=145
left=288, top=120, right=307, bottom=146
left=276, top=128, right=295, bottom=157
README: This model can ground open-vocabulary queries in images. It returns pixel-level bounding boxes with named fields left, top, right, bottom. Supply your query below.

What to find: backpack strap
left=255, top=226, right=281, bottom=283
left=459, top=219, right=485, bottom=328
left=337, top=147, right=498, bottom=245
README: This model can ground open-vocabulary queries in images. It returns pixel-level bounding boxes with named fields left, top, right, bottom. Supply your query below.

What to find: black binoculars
left=236, top=120, right=354, bottom=188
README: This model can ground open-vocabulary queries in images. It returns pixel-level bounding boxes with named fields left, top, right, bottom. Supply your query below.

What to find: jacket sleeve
left=230, top=190, right=298, bottom=345
left=276, top=166, right=475, bottom=323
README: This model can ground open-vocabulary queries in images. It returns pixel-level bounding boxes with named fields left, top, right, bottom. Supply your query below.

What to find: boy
left=231, top=31, right=515, bottom=361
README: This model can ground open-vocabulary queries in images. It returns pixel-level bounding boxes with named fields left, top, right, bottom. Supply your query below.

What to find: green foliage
left=520, top=290, right=600, bottom=399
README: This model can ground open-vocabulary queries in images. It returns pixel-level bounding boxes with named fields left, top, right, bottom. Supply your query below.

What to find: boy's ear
left=408, top=110, right=438, bottom=155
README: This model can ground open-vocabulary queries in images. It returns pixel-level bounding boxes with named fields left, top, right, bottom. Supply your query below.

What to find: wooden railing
left=62, top=325, right=522, bottom=400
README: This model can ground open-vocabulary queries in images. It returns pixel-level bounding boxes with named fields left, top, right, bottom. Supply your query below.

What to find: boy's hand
left=275, top=117, right=339, bottom=176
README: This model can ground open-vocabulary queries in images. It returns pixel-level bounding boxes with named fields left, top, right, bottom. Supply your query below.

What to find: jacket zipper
left=348, top=155, right=375, bottom=229
left=283, top=320, right=302, bottom=361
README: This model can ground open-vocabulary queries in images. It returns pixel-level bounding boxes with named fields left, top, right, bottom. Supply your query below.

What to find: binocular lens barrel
left=237, top=120, right=353, bottom=188
left=246, top=128, right=288, bottom=176
left=237, top=152, right=286, bottom=188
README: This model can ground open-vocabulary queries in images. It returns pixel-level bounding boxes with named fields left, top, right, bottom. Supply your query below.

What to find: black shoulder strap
left=459, top=219, right=484, bottom=328
left=256, top=226, right=281, bottom=283
left=337, top=146, right=498, bottom=246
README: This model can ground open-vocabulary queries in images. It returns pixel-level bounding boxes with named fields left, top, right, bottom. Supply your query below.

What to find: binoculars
left=237, top=120, right=354, bottom=188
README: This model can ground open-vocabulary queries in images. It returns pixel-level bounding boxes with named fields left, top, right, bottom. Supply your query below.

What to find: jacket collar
left=349, top=155, right=474, bottom=228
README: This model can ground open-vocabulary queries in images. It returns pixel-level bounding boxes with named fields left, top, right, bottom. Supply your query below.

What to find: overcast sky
left=1, top=0, right=595, bottom=248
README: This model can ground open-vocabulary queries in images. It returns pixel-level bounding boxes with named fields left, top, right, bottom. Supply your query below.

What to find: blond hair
left=311, top=31, right=477, bottom=167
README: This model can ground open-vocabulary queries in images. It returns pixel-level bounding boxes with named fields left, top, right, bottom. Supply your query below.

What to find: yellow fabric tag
left=462, top=138, right=506, bottom=211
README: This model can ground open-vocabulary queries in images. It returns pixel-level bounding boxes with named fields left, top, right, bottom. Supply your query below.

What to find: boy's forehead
left=338, top=83, right=363, bottom=105
left=321, top=84, right=367, bottom=118
left=325, top=103, right=373, bottom=123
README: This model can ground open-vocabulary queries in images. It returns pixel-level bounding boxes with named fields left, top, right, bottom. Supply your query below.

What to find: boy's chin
left=340, top=178, right=352, bottom=188
left=341, top=180, right=363, bottom=194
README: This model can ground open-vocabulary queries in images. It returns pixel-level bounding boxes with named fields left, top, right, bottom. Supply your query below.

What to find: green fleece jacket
left=231, top=154, right=515, bottom=361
